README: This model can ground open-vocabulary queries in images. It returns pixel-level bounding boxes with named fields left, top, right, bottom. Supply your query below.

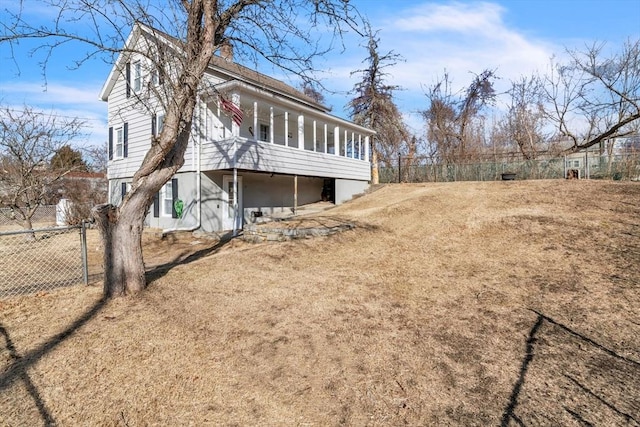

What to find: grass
left=1, top=179, right=638, bottom=425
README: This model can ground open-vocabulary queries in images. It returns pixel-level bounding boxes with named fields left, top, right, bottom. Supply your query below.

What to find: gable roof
left=99, top=23, right=330, bottom=113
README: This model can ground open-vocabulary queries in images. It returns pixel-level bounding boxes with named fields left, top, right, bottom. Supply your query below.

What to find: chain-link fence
left=0, top=223, right=89, bottom=298
left=379, top=154, right=640, bottom=183
left=0, top=205, right=57, bottom=229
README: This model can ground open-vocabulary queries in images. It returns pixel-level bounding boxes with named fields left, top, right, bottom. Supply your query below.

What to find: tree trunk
left=371, top=148, right=379, bottom=184
left=22, top=216, right=36, bottom=241
left=92, top=204, right=146, bottom=297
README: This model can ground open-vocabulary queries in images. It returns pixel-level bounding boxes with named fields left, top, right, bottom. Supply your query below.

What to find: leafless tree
left=0, top=105, right=85, bottom=232
left=499, top=76, right=548, bottom=160
left=347, top=24, right=410, bottom=184
left=83, top=143, right=109, bottom=174
left=542, top=39, right=640, bottom=153
left=422, top=70, right=497, bottom=164
left=299, top=82, right=327, bottom=106
left=1, top=0, right=364, bottom=297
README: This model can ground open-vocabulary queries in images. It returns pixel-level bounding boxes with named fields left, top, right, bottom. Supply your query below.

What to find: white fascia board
left=210, top=80, right=376, bottom=136
left=98, top=25, right=140, bottom=102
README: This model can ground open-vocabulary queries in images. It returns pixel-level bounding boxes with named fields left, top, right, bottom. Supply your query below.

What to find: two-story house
left=100, top=23, right=374, bottom=234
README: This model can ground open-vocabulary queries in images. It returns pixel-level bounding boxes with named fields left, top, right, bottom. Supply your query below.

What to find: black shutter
left=153, top=192, right=159, bottom=217
left=108, top=127, right=113, bottom=160
left=121, top=182, right=127, bottom=199
left=125, top=62, right=131, bottom=98
left=151, top=115, right=156, bottom=137
left=171, top=178, right=178, bottom=218
left=123, top=122, right=128, bottom=158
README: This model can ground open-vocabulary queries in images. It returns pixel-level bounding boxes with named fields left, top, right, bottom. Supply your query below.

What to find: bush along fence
left=379, top=154, right=640, bottom=183
left=0, top=222, right=90, bottom=298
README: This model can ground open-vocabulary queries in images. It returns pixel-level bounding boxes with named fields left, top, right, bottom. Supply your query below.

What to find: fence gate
left=0, top=223, right=89, bottom=298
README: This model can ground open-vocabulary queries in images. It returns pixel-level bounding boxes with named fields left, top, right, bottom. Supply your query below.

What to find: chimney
left=220, top=41, right=233, bottom=62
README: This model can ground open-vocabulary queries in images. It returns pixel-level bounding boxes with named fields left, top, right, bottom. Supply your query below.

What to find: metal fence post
left=81, top=220, right=89, bottom=285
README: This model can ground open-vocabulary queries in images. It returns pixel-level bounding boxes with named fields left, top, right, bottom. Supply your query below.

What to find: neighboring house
left=100, top=24, right=374, bottom=233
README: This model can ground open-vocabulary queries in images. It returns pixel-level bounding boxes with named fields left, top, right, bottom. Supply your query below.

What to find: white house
left=100, top=24, right=374, bottom=234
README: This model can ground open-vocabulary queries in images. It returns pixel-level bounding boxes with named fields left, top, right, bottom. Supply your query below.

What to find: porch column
left=364, top=135, right=370, bottom=162
left=284, top=111, right=289, bottom=146
left=351, top=132, right=355, bottom=158
left=298, top=114, right=304, bottom=149
left=358, top=134, right=362, bottom=160
left=253, top=101, right=258, bottom=141
left=269, top=107, right=274, bottom=143
left=334, top=125, right=340, bottom=156
left=324, top=123, right=328, bottom=153
left=231, top=93, right=240, bottom=137
left=313, top=120, right=317, bottom=152
left=344, top=129, right=348, bottom=157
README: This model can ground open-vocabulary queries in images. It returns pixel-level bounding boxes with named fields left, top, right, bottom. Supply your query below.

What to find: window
left=133, top=61, right=142, bottom=92
left=162, top=182, right=173, bottom=217
left=157, top=114, right=164, bottom=134
left=573, top=160, right=580, bottom=167
left=259, top=124, right=269, bottom=142
left=115, top=127, right=124, bottom=158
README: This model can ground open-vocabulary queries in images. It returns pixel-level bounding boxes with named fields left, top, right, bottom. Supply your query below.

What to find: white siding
left=201, top=138, right=370, bottom=181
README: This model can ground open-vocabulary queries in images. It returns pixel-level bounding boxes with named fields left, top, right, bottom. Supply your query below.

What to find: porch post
left=334, top=125, right=340, bottom=156
left=298, top=114, right=304, bottom=149
left=313, top=120, right=317, bottom=152
left=285, top=111, right=289, bottom=146
left=324, top=123, right=328, bottom=153
left=344, top=129, right=348, bottom=157
left=269, top=107, right=274, bottom=143
left=364, top=135, right=370, bottom=162
left=232, top=93, right=240, bottom=137
left=253, top=101, right=258, bottom=141
left=351, top=132, right=355, bottom=158
left=293, top=175, right=298, bottom=214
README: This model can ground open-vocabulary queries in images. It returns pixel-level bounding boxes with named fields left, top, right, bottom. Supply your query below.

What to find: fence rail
left=379, top=154, right=640, bottom=183
left=0, top=223, right=89, bottom=298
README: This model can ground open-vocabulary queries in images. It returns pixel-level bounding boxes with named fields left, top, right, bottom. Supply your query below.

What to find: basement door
left=222, top=175, right=243, bottom=231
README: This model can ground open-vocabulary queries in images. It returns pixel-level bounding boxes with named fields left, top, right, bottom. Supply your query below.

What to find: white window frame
left=161, top=182, right=173, bottom=217
left=156, top=113, right=165, bottom=135
left=115, top=127, right=124, bottom=159
left=133, top=60, right=142, bottom=92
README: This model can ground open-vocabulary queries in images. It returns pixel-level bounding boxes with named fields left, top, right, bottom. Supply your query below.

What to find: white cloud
left=393, top=1, right=506, bottom=35
left=321, top=1, right=561, bottom=123
left=0, top=81, right=107, bottom=147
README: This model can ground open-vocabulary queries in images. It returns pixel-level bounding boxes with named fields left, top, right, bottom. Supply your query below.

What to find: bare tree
left=500, top=76, right=547, bottom=160
left=1, top=0, right=363, bottom=297
left=422, top=70, right=497, bottom=164
left=542, top=39, right=640, bottom=153
left=0, top=106, right=85, bottom=231
left=299, top=81, right=327, bottom=106
left=83, top=143, right=109, bottom=174
left=348, top=24, right=409, bottom=184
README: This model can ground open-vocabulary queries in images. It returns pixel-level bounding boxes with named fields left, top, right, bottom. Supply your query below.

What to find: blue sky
left=1, top=0, right=639, bottom=147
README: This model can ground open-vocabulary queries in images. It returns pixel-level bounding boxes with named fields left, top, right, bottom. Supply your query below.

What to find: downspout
left=162, top=95, right=203, bottom=235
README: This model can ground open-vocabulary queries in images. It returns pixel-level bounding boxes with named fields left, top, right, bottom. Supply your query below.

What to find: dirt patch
left=1, top=180, right=638, bottom=425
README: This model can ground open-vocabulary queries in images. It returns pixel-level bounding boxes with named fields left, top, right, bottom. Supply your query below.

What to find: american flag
left=220, top=97, right=243, bottom=126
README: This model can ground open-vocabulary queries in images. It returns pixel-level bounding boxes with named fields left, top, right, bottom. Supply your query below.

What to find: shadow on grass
left=501, top=310, right=640, bottom=426
left=145, top=232, right=236, bottom=285
left=0, top=297, right=107, bottom=424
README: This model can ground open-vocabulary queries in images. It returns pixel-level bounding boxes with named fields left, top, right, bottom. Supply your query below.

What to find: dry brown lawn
left=1, top=180, right=639, bottom=426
